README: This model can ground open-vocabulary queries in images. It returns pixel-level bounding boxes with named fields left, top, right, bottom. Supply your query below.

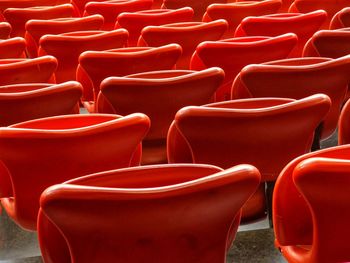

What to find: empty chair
left=24, top=15, right=104, bottom=57
left=330, top=7, right=350, bottom=29
left=167, top=95, right=330, bottom=222
left=0, top=56, right=57, bottom=86
left=115, top=8, right=194, bottom=46
left=338, top=99, right=350, bottom=145
left=0, top=81, right=82, bottom=126
left=203, top=0, right=282, bottom=38
left=84, top=0, right=153, bottom=31
left=70, top=0, right=95, bottom=16
left=279, top=0, right=294, bottom=12
left=191, top=33, right=297, bottom=101
left=0, top=113, right=150, bottom=230
left=232, top=55, right=350, bottom=142
left=234, top=11, right=327, bottom=57
left=273, top=145, right=350, bottom=263
left=99, top=67, right=224, bottom=164
left=38, top=164, right=261, bottom=263
left=77, top=44, right=182, bottom=110
left=3, top=4, right=74, bottom=38
left=0, top=22, right=11, bottom=39
left=0, top=37, right=26, bottom=58
left=139, top=20, right=228, bottom=69
left=38, top=29, right=128, bottom=83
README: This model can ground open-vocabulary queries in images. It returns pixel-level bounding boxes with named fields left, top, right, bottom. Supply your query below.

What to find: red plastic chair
left=139, top=20, right=228, bottom=69
left=99, top=67, right=224, bottom=164
left=115, top=8, right=194, bottom=47
left=38, top=163, right=261, bottom=263
left=38, top=29, right=128, bottom=83
left=273, top=145, right=350, bottom=263
left=190, top=33, right=297, bottom=101
left=279, top=0, right=294, bottom=12
left=3, top=4, right=74, bottom=38
left=232, top=56, right=350, bottom=141
left=24, top=15, right=104, bottom=58
left=338, top=99, right=350, bottom=145
left=0, top=37, right=26, bottom=58
left=330, top=7, right=350, bottom=29
left=234, top=11, right=327, bottom=57
left=77, top=44, right=182, bottom=110
left=167, top=94, right=330, bottom=222
left=84, top=0, right=153, bottom=31
left=203, top=0, right=282, bottom=38
left=162, top=0, right=228, bottom=21
left=289, top=0, right=350, bottom=29
left=0, top=21, right=11, bottom=39
left=0, top=56, right=57, bottom=86
left=0, top=113, right=150, bottom=230
left=0, top=81, right=82, bottom=126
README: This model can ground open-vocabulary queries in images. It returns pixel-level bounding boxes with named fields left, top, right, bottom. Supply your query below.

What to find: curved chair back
left=0, top=113, right=150, bottom=230
left=0, top=22, right=11, bottom=39
left=330, top=7, right=350, bottom=29
left=190, top=33, right=297, bottom=101
left=38, top=164, right=260, bottom=263
left=38, top=29, right=128, bottom=83
left=100, top=68, right=224, bottom=164
left=0, top=37, right=26, bottom=58
left=338, top=99, right=350, bottom=145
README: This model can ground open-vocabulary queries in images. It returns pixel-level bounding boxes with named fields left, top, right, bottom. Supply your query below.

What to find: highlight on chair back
left=167, top=94, right=330, bottom=222
left=0, top=56, right=57, bottom=86
left=330, top=7, right=350, bottom=29
left=203, top=0, right=282, bottom=38
left=138, top=20, right=228, bottom=69
left=115, top=7, right=194, bottom=47
left=273, top=145, right=350, bottom=263
left=84, top=0, right=153, bottom=31
left=232, top=55, right=350, bottom=145
left=0, top=113, right=150, bottom=231
left=99, top=67, right=224, bottom=165
left=0, top=22, right=11, bottom=39
left=77, top=44, right=182, bottom=112
left=38, top=29, right=129, bottom=83
left=0, top=37, right=26, bottom=58
left=0, top=81, right=82, bottom=126
left=38, top=163, right=261, bottom=263
left=190, top=33, right=297, bottom=101
left=234, top=10, right=327, bottom=57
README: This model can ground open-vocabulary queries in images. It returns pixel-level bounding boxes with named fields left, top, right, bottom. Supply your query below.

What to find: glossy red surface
left=0, top=37, right=26, bottom=58
left=338, top=99, right=350, bottom=145
left=38, top=164, right=261, bottom=263
left=0, top=22, right=11, bottom=39
left=330, top=7, right=350, bottom=29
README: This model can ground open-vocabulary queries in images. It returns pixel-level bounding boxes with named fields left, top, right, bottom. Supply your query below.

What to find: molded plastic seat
left=24, top=15, right=104, bottom=57
left=38, top=164, right=261, bottom=263
left=203, top=0, right=282, bottom=38
left=3, top=4, right=74, bottom=38
left=0, top=22, right=11, bottom=39
left=0, top=37, right=26, bottom=58
left=38, top=29, right=128, bottom=83
left=0, top=81, right=82, bottom=126
left=338, top=99, right=350, bottom=145
left=0, top=113, right=150, bottom=230
left=139, top=20, right=228, bottom=69
left=330, top=7, right=350, bottom=29
left=190, top=33, right=297, bottom=101
left=115, top=8, right=194, bottom=47
left=84, top=0, right=153, bottom=31
left=77, top=44, right=182, bottom=109
left=234, top=11, right=327, bottom=57
left=167, top=95, right=330, bottom=221
left=273, top=145, right=350, bottom=263
left=232, top=56, right=350, bottom=140
left=0, top=56, right=57, bottom=86
left=99, top=67, right=224, bottom=164
left=279, top=0, right=294, bottom=12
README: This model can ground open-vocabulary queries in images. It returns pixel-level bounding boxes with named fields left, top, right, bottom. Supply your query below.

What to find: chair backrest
left=38, top=163, right=260, bottom=263
left=24, top=15, right=104, bottom=57
left=203, top=0, right=282, bottom=38
left=330, top=7, right=350, bottom=29
left=338, top=99, right=350, bottom=145
left=167, top=94, right=331, bottom=182
left=3, top=4, right=74, bottom=38
left=115, top=8, right=194, bottom=46
left=190, top=33, right=297, bottom=101
left=0, top=56, right=57, bottom=86
left=0, top=81, right=82, bottom=126
left=139, top=20, right=228, bottom=69
left=100, top=68, right=224, bottom=164
left=77, top=44, right=182, bottom=106
left=38, top=29, right=129, bottom=83
left=0, top=22, right=11, bottom=39
left=232, top=56, right=350, bottom=139
left=0, top=113, right=150, bottom=230
left=0, top=37, right=26, bottom=58
left=84, top=0, right=153, bottom=31
left=234, top=11, right=327, bottom=57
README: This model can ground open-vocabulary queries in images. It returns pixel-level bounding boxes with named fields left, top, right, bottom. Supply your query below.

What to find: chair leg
left=265, top=181, right=275, bottom=228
